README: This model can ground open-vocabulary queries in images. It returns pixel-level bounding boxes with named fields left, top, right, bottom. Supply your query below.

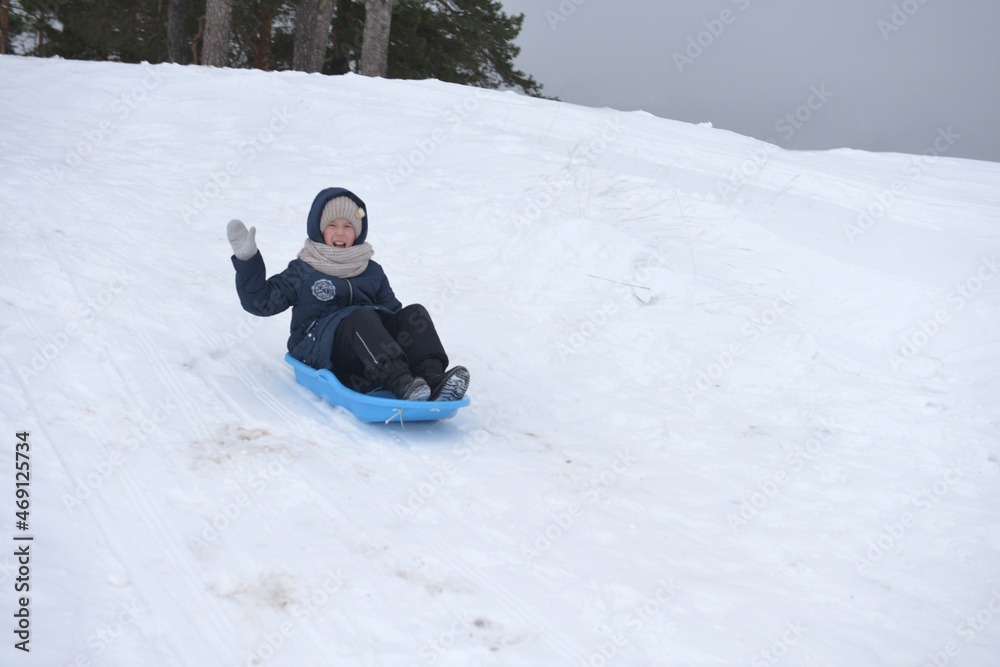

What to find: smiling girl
left=227, top=187, right=469, bottom=402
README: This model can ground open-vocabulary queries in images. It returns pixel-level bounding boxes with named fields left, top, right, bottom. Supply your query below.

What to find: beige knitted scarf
left=297, top=239, right=374, bottom=278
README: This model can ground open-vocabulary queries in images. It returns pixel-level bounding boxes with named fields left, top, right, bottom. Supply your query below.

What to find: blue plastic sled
left=285, top=354, right=469, bottom=423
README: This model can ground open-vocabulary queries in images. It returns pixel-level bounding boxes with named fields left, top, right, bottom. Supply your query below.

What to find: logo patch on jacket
left=311, top=279, right=337, bottom=301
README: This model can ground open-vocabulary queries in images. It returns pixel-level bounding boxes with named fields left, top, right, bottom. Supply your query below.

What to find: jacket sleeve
left=232, top=251, right=298, bottom=316
left=374, top=268, right=403, bottom=313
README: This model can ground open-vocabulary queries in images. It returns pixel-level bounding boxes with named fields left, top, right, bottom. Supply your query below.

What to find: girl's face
left=323, top=218, right=356, bottom=248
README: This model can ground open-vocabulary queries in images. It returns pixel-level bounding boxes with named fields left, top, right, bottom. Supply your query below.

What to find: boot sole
left=432, top=367, right=469, bottom=402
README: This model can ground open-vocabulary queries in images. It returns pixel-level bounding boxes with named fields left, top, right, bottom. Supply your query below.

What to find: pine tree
left=41, top=0, right=166, bottom=62
left=374, top=0, right=543, bottom=96
left=202, top=0, right=233, bottom=66
left=5, top=0, right=58, bottom=57
left=8, top=0, right=545, bottom=97
left=359, top=0, right=391, bottom=77
left=230, top=0, right=288, bottom=70
left=292, top=0, right=335, bottom=72
left=1, top=0, right=11, bottom=54
left=166, top=0, right=189, bottom=64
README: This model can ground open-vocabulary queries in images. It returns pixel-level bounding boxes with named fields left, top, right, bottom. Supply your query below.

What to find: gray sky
left=498, top=0, right=1000, bottom=163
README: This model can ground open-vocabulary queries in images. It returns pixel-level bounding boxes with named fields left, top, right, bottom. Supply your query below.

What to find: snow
left=1, top=55, right=999, bottom=666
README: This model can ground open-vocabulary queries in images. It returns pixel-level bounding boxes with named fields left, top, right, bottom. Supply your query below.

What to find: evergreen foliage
left=4, top=0, right=544, bottom=96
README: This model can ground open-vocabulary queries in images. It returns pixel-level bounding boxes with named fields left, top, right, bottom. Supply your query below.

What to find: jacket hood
left=306, top=187, right=369, bottom=245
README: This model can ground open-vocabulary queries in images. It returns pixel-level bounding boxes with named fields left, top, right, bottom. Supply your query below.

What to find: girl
left=227, top=187, right=469, bottom=402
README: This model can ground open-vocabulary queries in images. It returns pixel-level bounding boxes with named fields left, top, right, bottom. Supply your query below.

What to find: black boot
left=432, top=366, right=469, bottom=401
left=414, top=359, right=469, bottom=402
left=413, top=358, right=446, bottom=388
left=388, top=373, right=431, bottom=401
left=374, top=358, right=430, bottom=401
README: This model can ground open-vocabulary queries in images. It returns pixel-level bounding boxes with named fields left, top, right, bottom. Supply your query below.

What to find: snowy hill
left=2, top=55, right=999, bottom=666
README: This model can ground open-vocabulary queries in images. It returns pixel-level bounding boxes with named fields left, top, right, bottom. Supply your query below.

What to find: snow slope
left=1, top=55, right=999, bottom=666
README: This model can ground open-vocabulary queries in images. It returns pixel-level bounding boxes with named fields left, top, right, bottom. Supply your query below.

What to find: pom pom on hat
left=320, top=196, right=365, bottom=238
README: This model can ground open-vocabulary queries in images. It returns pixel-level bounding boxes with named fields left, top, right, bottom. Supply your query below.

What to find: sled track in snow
left=0, top=259, right=236, bottom=663
left=121, top=305, right=378, bottom=663
left=189, top=313, right=591, bottom=660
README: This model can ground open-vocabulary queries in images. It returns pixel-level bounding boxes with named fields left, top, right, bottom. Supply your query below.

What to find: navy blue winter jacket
left=231, top=188, right=402, bottom=370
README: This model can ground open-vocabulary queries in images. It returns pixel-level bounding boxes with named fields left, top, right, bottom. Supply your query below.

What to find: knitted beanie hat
left=319, top=196, right=365, bottom=238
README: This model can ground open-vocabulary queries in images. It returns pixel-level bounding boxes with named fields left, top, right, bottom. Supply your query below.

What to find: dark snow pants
left=332, top=304, right=448, bottom=393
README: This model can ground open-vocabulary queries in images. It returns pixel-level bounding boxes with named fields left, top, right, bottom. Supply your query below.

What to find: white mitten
left=227, top=219, right=258, bottom=260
